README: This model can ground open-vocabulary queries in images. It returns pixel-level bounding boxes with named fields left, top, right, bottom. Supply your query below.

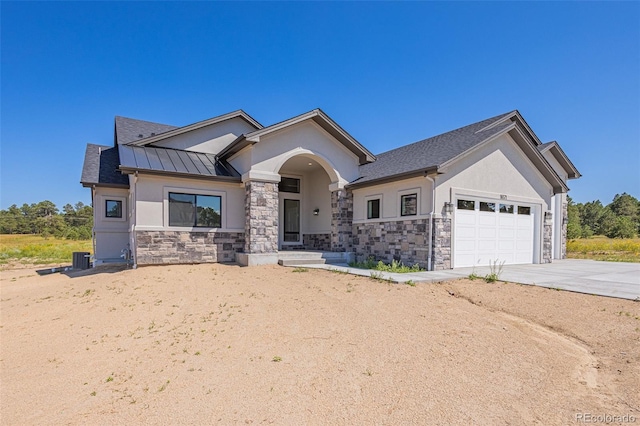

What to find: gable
left=150, top=116, right=258, bottom=155
left=229, top=119, right=362, bottom=183
left=436, top=133, right=553, bottom=204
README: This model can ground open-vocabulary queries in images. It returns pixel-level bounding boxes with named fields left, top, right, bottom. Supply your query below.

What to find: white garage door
left=454, top=198, right=534, bottom=268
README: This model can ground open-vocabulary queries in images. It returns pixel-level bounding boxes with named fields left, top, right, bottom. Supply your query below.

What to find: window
left=401, top=193, right=417, bottom=216
left=457, top=199, right=475, bottom=210
left=499, top=204, right=514, bottom=214
left=479, top=201, right=496, bottom=212
left=105, top=200, right=122, bottom=218
left=517, top=206, right=531, bottom=215
left=169, top=192, right=221, bottom=228
left=279, top=177, right=300, bottom=193
left=367, top=199, right=380, bottom=219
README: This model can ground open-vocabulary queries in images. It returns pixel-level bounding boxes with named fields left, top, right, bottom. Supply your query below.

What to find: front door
left=283, top=199, right=301, bottom=245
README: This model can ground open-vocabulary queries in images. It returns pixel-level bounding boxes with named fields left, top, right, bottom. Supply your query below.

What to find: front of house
left=80, top=108, right=580, bottom=270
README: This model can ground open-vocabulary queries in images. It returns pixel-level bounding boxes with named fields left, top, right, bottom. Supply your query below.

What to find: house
left=80, top=108, right=580, bottom=270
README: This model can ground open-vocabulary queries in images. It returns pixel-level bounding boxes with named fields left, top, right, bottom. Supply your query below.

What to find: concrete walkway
left=290, top=259, right=640, bottom=300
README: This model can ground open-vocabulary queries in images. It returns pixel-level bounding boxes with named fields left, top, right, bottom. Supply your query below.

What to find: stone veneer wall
left=352, top=219, right=431, bottom=268
left=330, top=189, right=353, bottom=252
left=302, top=233, right=332, bottom=251
left=244, top=181, right=279, bottom=254
left=543, top=211, right=553, bottom=263
left=432, top=217, right=451, bottom=270
left=136, top=231, right=244, bottom=265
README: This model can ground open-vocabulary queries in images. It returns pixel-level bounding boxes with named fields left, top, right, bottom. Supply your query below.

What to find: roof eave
left=244, top=109, right=376, bottom=165
left=347, top=167, right=438, bottom=189
left=126, top=110, right=263, bottom=147
left=81, top=181, right=130, bottom=189
left=118, top=167, right=242, bottom=183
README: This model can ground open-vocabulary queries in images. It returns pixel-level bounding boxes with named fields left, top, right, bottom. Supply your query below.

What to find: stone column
left=330, top=189, right=353, bottom=252
left=239, top=180, right=279, bottom=265
left=432, top=215, right=452, bottom=270
left=543, top=211, right=553, bottom=263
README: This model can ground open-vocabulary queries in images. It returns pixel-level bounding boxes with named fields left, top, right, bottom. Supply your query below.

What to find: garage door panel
left=455, top=199, right=535, bottom=268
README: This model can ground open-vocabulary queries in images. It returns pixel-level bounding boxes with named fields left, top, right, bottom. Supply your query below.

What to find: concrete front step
left=278, top=259, right=327, bottom=266
left=277, top=251, right=353, bottom=265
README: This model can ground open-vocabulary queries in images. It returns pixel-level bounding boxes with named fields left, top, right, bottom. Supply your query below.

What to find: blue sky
left=1, top=1, right=638, bottom=210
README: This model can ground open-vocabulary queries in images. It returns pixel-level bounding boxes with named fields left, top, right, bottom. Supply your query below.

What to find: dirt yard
left=1, top=263, right=638, bottom=425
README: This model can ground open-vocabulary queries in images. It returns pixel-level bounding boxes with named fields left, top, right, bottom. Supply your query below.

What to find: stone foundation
left=543, top=211, right=553, bottom=263
left=352, top=219, right=431, bottom=268
left=432, top=216, right=451, bottom=270
left=302, top=233, right=332, bottom=251
left=330, top=189, right=353, bottom=252
left=136, top=231, right=244, bottom=265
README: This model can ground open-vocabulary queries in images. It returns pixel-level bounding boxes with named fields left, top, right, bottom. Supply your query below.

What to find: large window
left=169, top=192, right=221, bottom=228
left=105, top=200, right=122, bottom=218
left=367, top=199, right=380, bottom=219
left=401, top=193, right=417, bottom=216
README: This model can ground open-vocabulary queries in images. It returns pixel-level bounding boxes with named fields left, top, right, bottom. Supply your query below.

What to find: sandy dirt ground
left=1, top=263, right=638, bottom=425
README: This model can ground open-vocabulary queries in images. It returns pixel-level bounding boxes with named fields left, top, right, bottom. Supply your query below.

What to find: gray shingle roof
left=351, top=111, right=517, bottom=187
left=118, top=145, right=240, bottom=179
left=115, top=116, right=178, bottom=145
left=80, top=144, right=129, bottom=187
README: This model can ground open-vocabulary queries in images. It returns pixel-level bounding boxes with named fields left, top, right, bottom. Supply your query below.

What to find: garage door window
left=479, top=202, right=496, bottom=212
left=499, top=204, right=514, bottom=214
left=457, top=199, right=475, bottom=210
left=518, top=206, right=531, bottom=215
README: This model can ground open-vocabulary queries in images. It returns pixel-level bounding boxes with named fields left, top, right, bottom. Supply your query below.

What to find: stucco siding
left=542, top=151, right=569, bottom=183
left=134, top=174, right=245, bottom=231
left=93, top=187, right=130, bottom=260
left=435, top=134, right=553, bottom=211
left=352, top=176, right=435, bottom=223
left=249, top=121, right=361, bottom=184
left=302, top=168, right=331, bottom=233
left=151, top=117, right=256, bottom=155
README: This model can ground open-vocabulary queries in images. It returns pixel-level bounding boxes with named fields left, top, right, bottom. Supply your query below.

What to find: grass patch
left=292, top=267, right=308, bottom=273
left=567, top=236, right=640, bottom=263
left=349, top=257, right=424, bottom=273
left=0, top=234, right=92, bottom=265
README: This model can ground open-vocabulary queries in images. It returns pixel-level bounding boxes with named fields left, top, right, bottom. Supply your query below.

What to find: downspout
left=425, top=175, right=436, bottom=271
left=91, top=185, right=97, bottom=268
left=131, top=171, right=138, bottom=269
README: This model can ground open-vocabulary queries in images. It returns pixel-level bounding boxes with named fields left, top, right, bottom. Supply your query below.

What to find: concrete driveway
left=295, top=259, right=640, bottom=300
left=449, top=259, right=640, bottom=300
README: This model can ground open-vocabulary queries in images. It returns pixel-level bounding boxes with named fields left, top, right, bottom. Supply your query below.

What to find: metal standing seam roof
left=118, top=145, right=240, bottom=179
left=350, top=111, right=517, bottom=187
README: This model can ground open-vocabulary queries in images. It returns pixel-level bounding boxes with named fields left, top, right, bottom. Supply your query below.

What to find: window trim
left=400, top=193, right=418, bottom=217
left=164, top=187, right=226, bottom=230
left=102, top=195, right=126, bottom=222
left=367, top=198, right=381, bottom=219
left=105, top=199, right=123, bottom=218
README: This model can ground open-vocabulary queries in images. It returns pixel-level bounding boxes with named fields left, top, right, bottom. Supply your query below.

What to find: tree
left=566, top=197, right=583, bottom=239
left=608, top=216, right=637, bottom=238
